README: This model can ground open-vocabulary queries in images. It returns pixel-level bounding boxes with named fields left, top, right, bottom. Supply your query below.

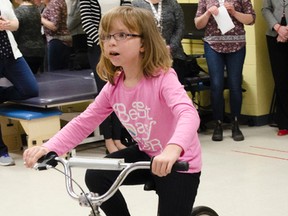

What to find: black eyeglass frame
left=100, top=32, right=142, bottom=42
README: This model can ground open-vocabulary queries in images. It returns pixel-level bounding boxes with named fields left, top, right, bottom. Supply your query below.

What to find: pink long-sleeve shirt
left=43, top=69, right=202, bottom=173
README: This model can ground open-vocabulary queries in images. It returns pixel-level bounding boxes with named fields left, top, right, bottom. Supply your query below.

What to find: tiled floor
left=1, top=124, right=287, bottom=216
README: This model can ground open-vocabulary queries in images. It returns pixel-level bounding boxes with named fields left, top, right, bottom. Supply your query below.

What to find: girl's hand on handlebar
left=23, top=146, right=50, bottom=168
left=151, top=144, right=183, bottom=177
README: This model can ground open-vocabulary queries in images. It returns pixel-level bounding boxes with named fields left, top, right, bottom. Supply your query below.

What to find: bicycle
left=34, top=152, right=219, bottom=216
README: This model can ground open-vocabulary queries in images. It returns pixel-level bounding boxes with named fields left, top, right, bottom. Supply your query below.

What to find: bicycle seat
left=143, top=180, right=156, bottom=191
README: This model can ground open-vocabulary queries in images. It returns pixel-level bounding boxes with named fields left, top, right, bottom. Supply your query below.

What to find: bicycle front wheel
left=191, top=206, right=219, bottom=216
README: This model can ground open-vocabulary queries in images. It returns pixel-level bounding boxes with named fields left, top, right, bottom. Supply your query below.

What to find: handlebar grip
left=171, top=161, right=189, bottom=172
left=36, top=151, right=59, bottom=170
left=151, top=157, right=189, bottom=172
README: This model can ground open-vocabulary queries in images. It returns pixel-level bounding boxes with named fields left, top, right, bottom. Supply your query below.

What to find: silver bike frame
left=49, top=157, right=151, bottom=207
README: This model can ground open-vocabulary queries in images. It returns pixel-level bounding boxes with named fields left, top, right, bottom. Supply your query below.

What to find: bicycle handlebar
left=34, top=152, right=189, bottom=208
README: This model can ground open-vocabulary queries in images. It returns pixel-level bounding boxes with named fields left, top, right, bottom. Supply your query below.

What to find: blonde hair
left=97, top=6, right=172, bottom=85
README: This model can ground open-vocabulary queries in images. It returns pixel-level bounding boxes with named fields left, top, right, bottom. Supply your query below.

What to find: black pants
left=85, top=145, right=200, bottom=216
left=87, top=44, right=123, bottom=140
left=173, top=57, right=201, bottom=84
left=266, top=36, right=288, bottom=130
left=24, top=56, right=44, bottom=74
left=0, top=127, right=8, bottom=156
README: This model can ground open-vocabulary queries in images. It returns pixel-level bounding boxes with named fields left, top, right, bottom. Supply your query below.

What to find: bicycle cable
left=52, top=167, right=97, bottom=216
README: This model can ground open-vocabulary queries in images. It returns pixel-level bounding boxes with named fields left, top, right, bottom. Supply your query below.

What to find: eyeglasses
left=100, top=32, right=142, bottom=42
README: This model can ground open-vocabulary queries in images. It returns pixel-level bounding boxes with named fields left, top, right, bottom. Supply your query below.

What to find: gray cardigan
left=262, top=0, right=288, bottom=37
left=66, top=0, right=85, bottom=36
left=132, top=0, right=186, bottom=60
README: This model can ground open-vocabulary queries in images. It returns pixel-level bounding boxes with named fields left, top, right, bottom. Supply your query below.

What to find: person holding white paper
left=194, top=0, right=255, bottom=142
left=212, top=5, right=235, bottom=34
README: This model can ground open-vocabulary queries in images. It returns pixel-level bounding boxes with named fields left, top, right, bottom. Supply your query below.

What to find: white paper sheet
left=212, top=5, right=235, bottom=34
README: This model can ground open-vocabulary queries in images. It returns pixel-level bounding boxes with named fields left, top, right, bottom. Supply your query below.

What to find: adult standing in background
left=132, top=0, right=188, bottom=84
left=79, top=0, right=131, bottom=153
left=195, top=0, right=256, bottom=142
left=0, top=0, right=39, bottom=165
left=14, top=0, right=45, bottom=74
left=41, top=0, right=72, bottom=71
left=65, top=0, right=89, bottom=70
left=33, top=0, right=47, bottom=71
left=262, top=0, right=288, bottom=136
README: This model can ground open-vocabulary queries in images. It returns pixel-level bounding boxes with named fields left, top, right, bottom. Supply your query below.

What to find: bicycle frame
left=34, top=152, right=188, bottom=216
left=34, top=152, right=218, bottom=216
left=56, top=157, right=151, bottom=206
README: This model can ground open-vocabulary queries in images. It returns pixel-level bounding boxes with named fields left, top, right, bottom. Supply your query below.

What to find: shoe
left=232, top=120, right=244, bottom=141
left=277, top=129, right=288, bottom=136
left=212, top=121, right=223, bottom=141
left=0, top=153, right=15, bottom=166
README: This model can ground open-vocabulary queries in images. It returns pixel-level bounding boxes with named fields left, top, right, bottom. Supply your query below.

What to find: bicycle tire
left=191, top=206, right=219, bottom=216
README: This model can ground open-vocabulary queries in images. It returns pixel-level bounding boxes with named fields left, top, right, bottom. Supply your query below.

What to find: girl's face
left=101, top=20, right=144, bottom=69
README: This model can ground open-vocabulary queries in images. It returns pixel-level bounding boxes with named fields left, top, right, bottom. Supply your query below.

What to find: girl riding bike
left=24, top=6, right=202, bottom=216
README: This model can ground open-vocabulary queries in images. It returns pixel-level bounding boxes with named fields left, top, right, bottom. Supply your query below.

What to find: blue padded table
left=0, top=69, right=102, bottom=148
left=0, top=104, right=62, bottom=120
left=13, top=69, right=98, bottom=108
left=0, top=103, right=62, bottom=148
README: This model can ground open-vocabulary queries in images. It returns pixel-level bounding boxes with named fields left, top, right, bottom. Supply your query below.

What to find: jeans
left=0, top=56, right=39, bottom=155
left=0, top=56, right=39, bottom=103
left=47, top=39, right=71, bottom=72
left=204, top=42, right=245, bottom=121
left=0, top=129, right=8, bottom=156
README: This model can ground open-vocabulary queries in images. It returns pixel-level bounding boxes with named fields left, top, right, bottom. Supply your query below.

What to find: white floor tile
left=0, top=125, right=287, bottom=216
